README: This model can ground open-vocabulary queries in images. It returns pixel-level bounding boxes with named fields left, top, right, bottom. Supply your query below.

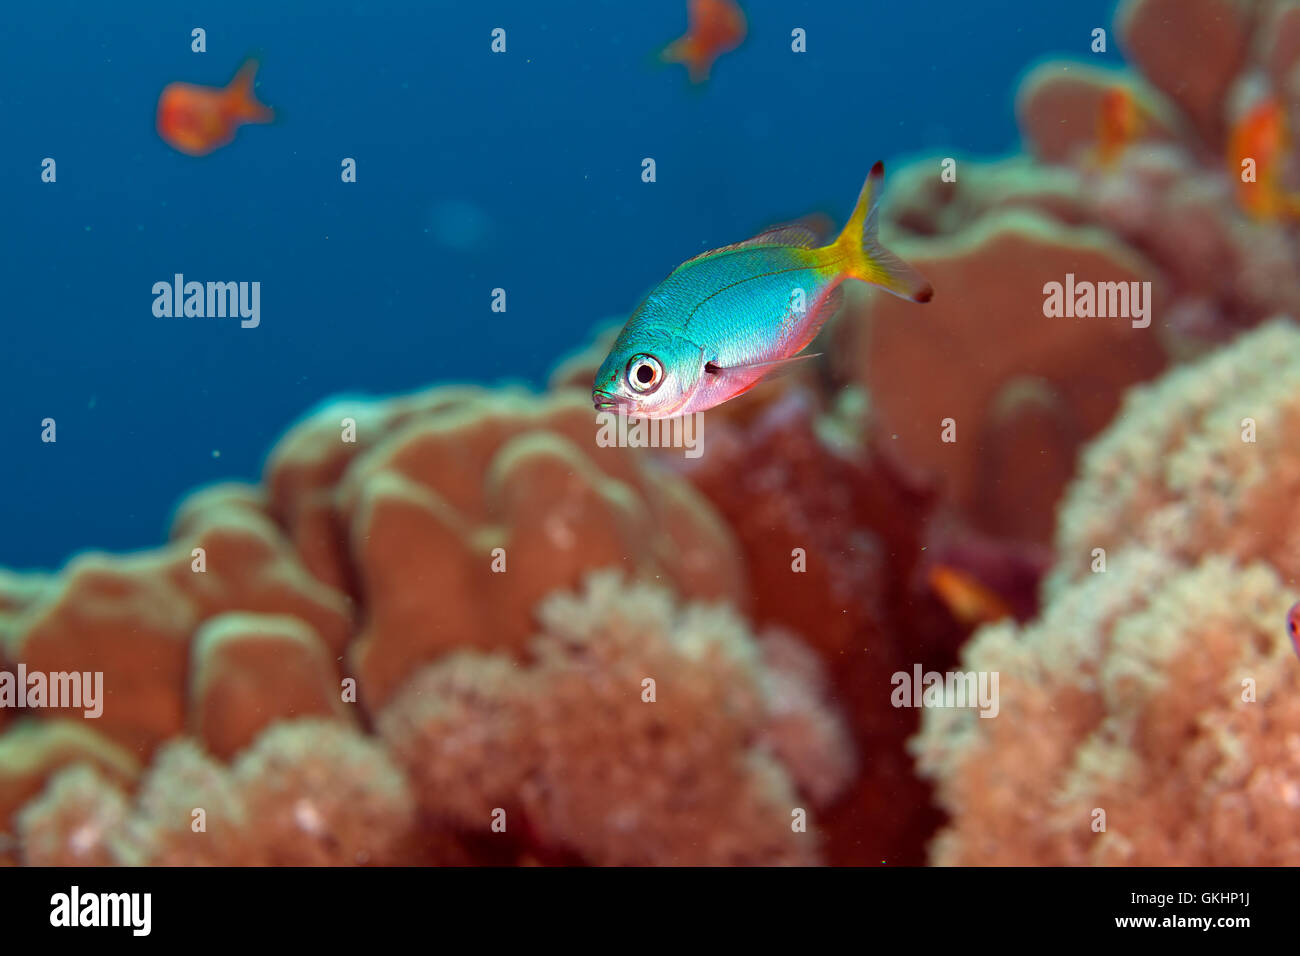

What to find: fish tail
left=227, top=58, right=275, bottom=124
left=660, top=37, right=709, bottom=83
left=832, top=161, right=933, bottom=303
left=659, top=36, right=688, bottom=66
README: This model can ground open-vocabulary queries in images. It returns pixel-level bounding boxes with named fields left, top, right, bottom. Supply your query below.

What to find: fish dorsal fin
left=743, top=221, right=824, bottom=248
left=681, top=221, right=824, bottom=266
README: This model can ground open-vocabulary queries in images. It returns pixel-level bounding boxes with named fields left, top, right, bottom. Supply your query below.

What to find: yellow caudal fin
left=227, top=59, right=275, bottom=124
left=832, top=161, right=933, bottom=303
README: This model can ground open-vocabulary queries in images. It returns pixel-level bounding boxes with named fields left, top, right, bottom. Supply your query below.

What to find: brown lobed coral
left=829, top=211, right=1169, bottom=545
left=0, top=382, right=855, bottom=865
left=4, top=493, right=352, bottom=757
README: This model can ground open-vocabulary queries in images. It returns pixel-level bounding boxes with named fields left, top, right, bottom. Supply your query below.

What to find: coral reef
left=1118, top=0, right=1249, bottom=148
left=829, top=0, right=1300, bottom=555
left=269, top=387, right=746, bottom=708
left=865, top=0, right=1300, bottom=865
left=17, top=721, right=415, bottom=866
left=666, top=384, right=955, bottom=863
left=829, top=212, right=1168, bottom=544
left=8, top=0, right=1300, bottom=870
left=1051, top=318, right=1300, bottom=587
left=126, top=741, right=248, bottom=865
left=915, top=322, right=1300, bottom=864
left=887, top=0, right=1300, bottom=341
left=379, top=572, right=853, bottom=865
left=9, top=572, right=851, bottom=866
left=1014, top=63, right=1182, bottom=164
left=16, top=764, right=131, bottom=867
left=0, top=383, right=849, bottom=866
left=913, top=551, right=1300, bottom=865
left=550, top=325, right=1013, bottom=863
left=3, top=495, right=352, bottom=755
left=188, top=612, right=349, bottom=760
left=0, top=722, right=138, bottom=840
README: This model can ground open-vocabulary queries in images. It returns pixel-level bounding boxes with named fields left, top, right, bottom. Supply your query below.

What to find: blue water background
left=2, top=0, right=1120, bottom=569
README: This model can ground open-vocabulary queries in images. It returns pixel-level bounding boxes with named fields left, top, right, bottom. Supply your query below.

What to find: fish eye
left=626, top=353, right=664, bottom=393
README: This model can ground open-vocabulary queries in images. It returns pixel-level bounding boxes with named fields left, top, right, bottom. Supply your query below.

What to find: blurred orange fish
left=1094, top=85, right=1143, bottom=168
left=1228, top=98, right=1299, bottom=220
left=928, top=565, right=1012, bottom=627
left=157, top=59, right=274, bottom=156
left=661, top=0, right=746, bottom=84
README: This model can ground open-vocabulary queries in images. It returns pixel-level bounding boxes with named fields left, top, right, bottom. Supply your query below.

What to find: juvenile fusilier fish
left=157, top=59, right=274, bottom=157
left=1093, top=85, right=1144, bottom=168
left=928, top=564, right=1012, bottom=627
left=593, top=162, right=932, bottom=418
left=1228, top=97, right=1300, bottom=221
left=661, top=0, right=747, bottom=84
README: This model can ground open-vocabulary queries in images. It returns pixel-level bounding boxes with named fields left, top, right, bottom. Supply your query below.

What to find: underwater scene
left=3, top=0, right=1299, bottom=874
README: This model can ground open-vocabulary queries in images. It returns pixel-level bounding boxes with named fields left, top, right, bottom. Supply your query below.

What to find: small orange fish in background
left=157, top=59, right=274, bottom=156
left=1228, top=97, right=1300, bottom=221
left=1093, top=85, right=1144, bottom=168
left=928, top=565, right=1013, bottom=628
left=661, top=0, right=747, bottom=84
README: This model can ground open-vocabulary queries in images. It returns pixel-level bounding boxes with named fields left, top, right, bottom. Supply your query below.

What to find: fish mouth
left=593, top=389, right=631, bottom=411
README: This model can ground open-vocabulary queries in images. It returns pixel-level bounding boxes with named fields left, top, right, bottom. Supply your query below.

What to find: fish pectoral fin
left=705, top=351, right=822, bottom=380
